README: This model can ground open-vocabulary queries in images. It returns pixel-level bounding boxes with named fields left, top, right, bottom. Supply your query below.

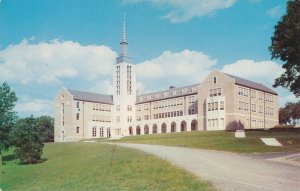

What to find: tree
left=279, top=101, right=300, bottom=125
left=269, top=0, right=300, bottom=96
left=37, top=116, right=54, bottom=142
left=12, top=116, right=44, bottom=164
left=0, top=82, right=17, bottom=164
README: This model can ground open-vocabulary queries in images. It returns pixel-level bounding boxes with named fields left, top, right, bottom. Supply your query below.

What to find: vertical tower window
left=213, top=77, right=217, bottom=84
left=76, top=101, right=79, bottom=108
left=76, top=113, right=79, bottom=120
left=76, top=127, right=79, bottom=133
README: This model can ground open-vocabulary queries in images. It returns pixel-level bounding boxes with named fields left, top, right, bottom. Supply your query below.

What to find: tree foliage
left=269, top=0, right=300, bottom=96
left=279, top=101, right=300, bottom=125
left=12, top=116, right=44, bottom=164
left=0, top=82, right=17, bottom=164
left=37, top=116, right=54, bottom=142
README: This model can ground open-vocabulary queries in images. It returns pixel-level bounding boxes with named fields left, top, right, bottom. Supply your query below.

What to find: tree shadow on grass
left=2, top=153, right=18, bottom=162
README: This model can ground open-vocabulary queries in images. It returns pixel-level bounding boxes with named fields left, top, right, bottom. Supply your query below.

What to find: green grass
left=115, top=128, right=300, bottom=153
left=0, top=143, right=214, bottom=191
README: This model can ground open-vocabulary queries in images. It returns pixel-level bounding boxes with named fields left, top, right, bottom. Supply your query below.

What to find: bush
left=226, top=120, right=245, bottom=131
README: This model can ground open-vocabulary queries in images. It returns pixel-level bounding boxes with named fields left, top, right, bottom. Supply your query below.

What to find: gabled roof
left=67, top=89, right=113, bottom=104
left=136, top=83, right=199, bottom=104
left=224, top=73, right=278, bottom=95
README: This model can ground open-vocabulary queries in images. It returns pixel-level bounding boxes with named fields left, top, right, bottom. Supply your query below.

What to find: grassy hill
left=116, top=128, right=300, bottom=153
left=0, top=143, right=214, bottom=191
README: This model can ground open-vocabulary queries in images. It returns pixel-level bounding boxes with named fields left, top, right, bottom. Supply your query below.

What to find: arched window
left=92, top=127, right=96, bottom=137
left=76, top=126, right=80, bottom=133
left=129, top=127, right=133, bottom=136
left=107, top=128, right=111, bottom=138
left=161, top=123, right=167, bottom=133
left=191, top=120, right=198, bottom=131
left=144, top=125, right=149, bottom=134
left=136, top=126, right=141, bottom=135
left=100, top=128, right=104, bottom=137
left=171, top=122, right=176, bottom=132
left=153, top=124, right=157, bottom=134
left=180, top=121, right=187, bottom=132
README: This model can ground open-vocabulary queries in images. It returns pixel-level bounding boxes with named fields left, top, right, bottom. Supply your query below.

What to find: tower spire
left=122, top=12, right=126, bottom=43
left=117, top=12, right=131, bottom=64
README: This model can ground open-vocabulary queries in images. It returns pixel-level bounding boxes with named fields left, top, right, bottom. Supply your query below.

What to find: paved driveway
left=115, top=143, right=300, bottom=191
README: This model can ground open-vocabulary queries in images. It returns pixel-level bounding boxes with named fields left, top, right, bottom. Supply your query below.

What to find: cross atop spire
left=117, top=13, right=131, bottom=64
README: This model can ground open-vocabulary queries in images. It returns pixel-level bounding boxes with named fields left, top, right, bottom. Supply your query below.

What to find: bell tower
left=113, top=13, right=136, bottom=136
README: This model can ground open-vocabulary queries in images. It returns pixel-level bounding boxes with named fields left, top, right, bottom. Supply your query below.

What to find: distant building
left=54, top=17, right=279, bottom=142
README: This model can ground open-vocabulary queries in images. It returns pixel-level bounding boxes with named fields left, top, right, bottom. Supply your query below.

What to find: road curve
left=115, top=143, right=300, bottom=191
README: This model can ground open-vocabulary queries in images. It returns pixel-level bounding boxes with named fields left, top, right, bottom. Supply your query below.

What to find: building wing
left=224, top=73, right=278, bottom=95
left=67, top=89, right=113, bottom=104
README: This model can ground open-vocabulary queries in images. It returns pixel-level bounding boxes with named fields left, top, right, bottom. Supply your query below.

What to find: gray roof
left=136, top=84, right=199, bottom=104
left=224, top=73, right=278, bottom=95
left=67, top=89, right=113, bottom=104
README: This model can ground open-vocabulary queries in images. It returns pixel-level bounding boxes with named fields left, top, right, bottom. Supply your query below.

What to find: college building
left=54, top=18, right=279, bottom=142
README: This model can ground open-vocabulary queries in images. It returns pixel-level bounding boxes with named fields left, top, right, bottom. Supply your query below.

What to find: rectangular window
left=251, top=90, right=256, bottom=98
left=213, top=77, right=217, bottom=84
left=76, top=101, right=79, bottom=108
left=220, top=101, right=224, bottom=110
left=251, top=104, right=256, bottom=112
left=220, top=118, right=224, bottom=126
left=214, top=102, right=218, bottom=110
left=76, top=113, right=79, bottom=120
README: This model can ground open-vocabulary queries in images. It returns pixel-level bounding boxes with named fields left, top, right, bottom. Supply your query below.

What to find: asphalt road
left=115, top=143, right=300, bottom=191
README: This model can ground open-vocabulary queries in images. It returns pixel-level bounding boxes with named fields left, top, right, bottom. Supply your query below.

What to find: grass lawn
left=0, top=143, right=214, bottom=191
left=115, top=128, right=300, bottom=153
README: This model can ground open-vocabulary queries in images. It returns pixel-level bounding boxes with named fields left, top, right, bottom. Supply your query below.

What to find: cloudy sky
left=0, top=0, right=298, bottom=117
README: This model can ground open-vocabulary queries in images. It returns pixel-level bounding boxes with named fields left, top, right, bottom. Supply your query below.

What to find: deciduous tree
left=269, top=0, right=300, bottom=96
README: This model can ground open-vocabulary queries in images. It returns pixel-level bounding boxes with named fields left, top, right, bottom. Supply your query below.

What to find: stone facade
left=54, top=18, right=279, bottom=142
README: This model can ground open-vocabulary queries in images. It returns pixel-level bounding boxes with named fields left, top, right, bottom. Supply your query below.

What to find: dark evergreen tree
left=0, top=82, right=17, bottom=164
left=12, top=116, right=44, bottom=164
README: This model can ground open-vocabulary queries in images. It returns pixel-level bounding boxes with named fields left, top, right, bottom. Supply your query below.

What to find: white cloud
left=0, top=39, right=117, bottom=85
left=124, top=0, right=237, bottom=23
left=267, top=5, right=283, bottom=18
left=136, top=49, right=217, bottom=90
left=88, top=79, right=114, bottom=95
left=15, top=97, right=53, bottom=117
left=221, top=59, right=283, bottom=86
left=220, top=59, right=299, bottom=106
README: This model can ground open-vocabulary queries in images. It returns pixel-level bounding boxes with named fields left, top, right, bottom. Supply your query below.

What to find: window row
left=153, top=110, right=184, bottom=119
left=92, top=127, right=111, bottom=138
left=265, top=107, right=275, bottom=116
left=238, top=87, right=249, bottom=97
left=92, top=115, right=111, bottom=123
left=138, top=86, right=197, bottom=102
left=208, top=101, right=224, bottom=111
left=209, top=88, right=221, bottom=97
left=207, top=118, right=224, bottom=128
left=136, top=104, right=150, bottom=111
left=238, top=102, right=275, bottom=115
left=92, top=104, right=111, bottom=112
left=246, top=119, right=264, bottom=128
left=136, top=115, right=150, bottom=121
left=153, top=98, right=184, bottom=109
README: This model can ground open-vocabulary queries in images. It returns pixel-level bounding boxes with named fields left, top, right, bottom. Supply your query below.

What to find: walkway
left=115, top=143, right=300, bottom=191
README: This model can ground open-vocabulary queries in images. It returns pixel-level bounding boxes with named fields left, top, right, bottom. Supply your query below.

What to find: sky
left=0, top=0, right=298, bottom=117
